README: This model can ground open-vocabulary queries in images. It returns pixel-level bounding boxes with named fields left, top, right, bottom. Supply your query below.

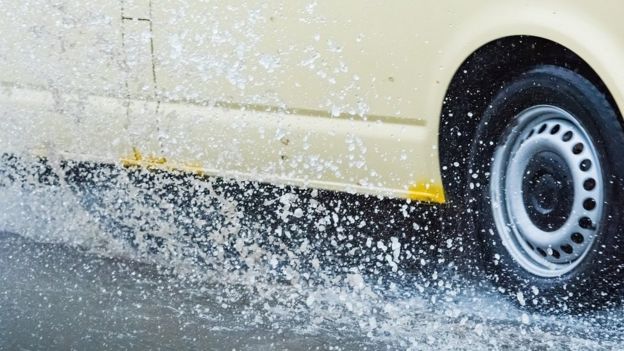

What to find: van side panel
left=1, top=1, right=623, bottom=202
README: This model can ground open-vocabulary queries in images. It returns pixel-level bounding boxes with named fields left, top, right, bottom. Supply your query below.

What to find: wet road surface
left=1, top=164, right=624, bottom=350
left=2, top=232, right=624, bottom=350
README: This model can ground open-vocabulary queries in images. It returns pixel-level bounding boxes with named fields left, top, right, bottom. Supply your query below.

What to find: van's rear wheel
left=469, top=65, right=624, bottom=311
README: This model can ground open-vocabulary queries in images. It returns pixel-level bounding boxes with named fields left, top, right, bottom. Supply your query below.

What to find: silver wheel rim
left=490, top=105, right=604, bottom=277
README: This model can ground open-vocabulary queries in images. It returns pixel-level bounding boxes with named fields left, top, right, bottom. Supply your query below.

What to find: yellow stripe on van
left=122, top=148, right=447, bottom=204
left=121, top=147, right=204, bottom=176
left=407, top=182, right=446, bottom=204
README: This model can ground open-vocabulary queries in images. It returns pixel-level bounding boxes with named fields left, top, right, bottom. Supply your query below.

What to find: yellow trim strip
left=407, top=183, right=446, bottom=203
left=121, top=147, right=205, bottom=175
left=121, top=148, right=447, bottom=204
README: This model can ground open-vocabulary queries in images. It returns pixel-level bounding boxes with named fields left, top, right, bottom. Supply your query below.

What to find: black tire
left=469, top=65, right=624, bottom=312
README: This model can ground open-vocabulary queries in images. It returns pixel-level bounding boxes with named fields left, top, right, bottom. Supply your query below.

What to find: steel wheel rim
left=490, top=105, right=604, bottom=277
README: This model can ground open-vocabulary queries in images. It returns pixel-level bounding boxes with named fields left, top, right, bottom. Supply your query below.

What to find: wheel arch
left=438, top=35, right=622, bottom=204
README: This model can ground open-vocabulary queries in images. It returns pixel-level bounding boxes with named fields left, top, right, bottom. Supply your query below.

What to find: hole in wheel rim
left=579, top=217, right=593, bottom=229
left=583, top=178, right=596, bottom=191
left=583, top=198, right=596, bottom=211
left=573, top=143, right=584, bottom=154
left=571, top=232, right=585, bottom=244
left=580, top=159, right=592, bottom=171
left=561, top=244, right=573, bottom=254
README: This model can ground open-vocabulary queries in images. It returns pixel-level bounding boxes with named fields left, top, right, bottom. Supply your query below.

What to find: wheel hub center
left=531, top=173, right=557, bottom=214
left=521, top=150, right=574, bottom=232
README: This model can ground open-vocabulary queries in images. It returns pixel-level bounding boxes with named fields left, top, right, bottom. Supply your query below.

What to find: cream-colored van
left=1, top=0, right=624, bottom=309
